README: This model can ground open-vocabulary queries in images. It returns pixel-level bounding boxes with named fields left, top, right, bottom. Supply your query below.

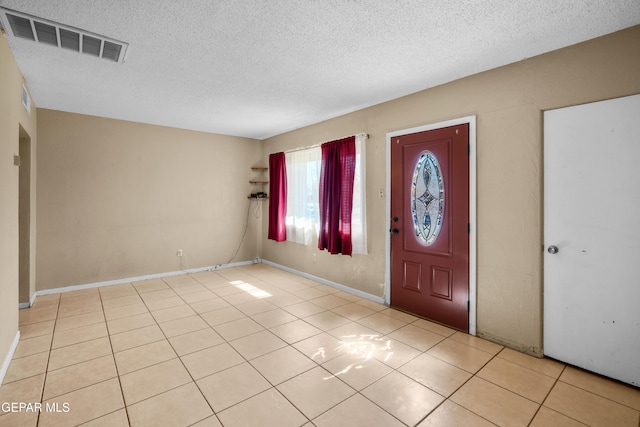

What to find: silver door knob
left=547, top=245, right=559, bottom=254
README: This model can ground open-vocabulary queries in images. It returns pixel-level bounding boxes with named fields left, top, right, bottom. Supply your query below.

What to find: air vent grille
left=0, top=7, right=128, bottom=63
left=82, top=35, right=101, bottom=56
left=6, top=13, right=34, bottom=40
left=102, top=41, right=122, bottom=62
left=60, top=28, right=80, bottom=51
left=34, top=21, right=57, bottom=46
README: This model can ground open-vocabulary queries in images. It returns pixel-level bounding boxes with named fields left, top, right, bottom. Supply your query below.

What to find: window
left=281, top=134, right=367, bottom=255
left=352, top=135, right=367, bottom=254
left=285, top=147, right=321, bottom=245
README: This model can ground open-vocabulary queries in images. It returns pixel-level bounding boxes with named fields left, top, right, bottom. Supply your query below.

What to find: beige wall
left=36, top=110, right=262, bottom=289
left=262, top=25, right=640, bottom=355
left=5, top=25, right=639, bottom=371
left=0, top=34, right=37, bottom=368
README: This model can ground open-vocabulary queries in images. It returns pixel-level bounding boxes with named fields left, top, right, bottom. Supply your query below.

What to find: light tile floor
left=1, top=264, right=639, bottom=426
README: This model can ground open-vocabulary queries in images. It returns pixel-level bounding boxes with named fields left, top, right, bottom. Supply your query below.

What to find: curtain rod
left=273, top=133, right=369, bottom=155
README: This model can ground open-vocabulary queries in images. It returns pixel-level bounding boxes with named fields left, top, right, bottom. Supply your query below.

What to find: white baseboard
left=261, top=259, right=385, bottom=305
left=0, top=331, right=20, bottom=385
left=27, top=257, right=380, bottom=309
left=32, top=260, right=257, bottom=303
left=18, top=292, right=38, bottom=309
left=18, top=292, right=37, bottom=310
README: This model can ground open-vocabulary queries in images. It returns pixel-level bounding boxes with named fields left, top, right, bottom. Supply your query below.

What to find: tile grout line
left=157, top=274, right=229, bottom=426
left=144, top=274, right=280, bottom=424
left=265, top=291, right=462, bottom=424
left=102, top=284, right=137, bottom=427
left=553, top=375, right=640, bottom=414
left=24, top=282, right=319, bottom=424
left=184, top=272, right=317, bottom=425
left=493, top=350, right=564, bottom=380
left=450, top=347, right=538, bottom=427
left=259, top=287, right=420, bottom=424
left=528, top=364, right=570, bottom=426
left=181, top=270, right=386, bottom=424
left=33, top=293, right=60, bottom=427
left=354, top=369, right=432, bottom=426
left=397, top=334, right=500, bottom=427
left=120, top=278, right=206, bottom=418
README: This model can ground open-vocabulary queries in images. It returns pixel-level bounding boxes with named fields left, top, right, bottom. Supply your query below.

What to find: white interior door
left=544, top=94, right=640, bottom=387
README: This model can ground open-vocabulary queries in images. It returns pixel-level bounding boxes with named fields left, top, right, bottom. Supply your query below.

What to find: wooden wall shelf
left=249, top=165, right=268, bottom=198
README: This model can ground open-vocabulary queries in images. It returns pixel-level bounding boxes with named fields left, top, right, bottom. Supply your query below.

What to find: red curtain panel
left=268, top=152, right=287, bottom=242
left=318, top=136, right=356, bottom=255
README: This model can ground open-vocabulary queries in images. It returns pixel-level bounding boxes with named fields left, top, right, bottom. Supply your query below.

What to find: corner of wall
left=0, top=32, right=38, bottom=378
left=477, top=330, right=543, bottom=358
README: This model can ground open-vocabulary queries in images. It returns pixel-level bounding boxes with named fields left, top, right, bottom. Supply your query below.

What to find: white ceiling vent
left=0, top=7, right=128, bottom=63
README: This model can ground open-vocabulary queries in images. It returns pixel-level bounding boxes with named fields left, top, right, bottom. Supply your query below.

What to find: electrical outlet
left=177, top=249, right=183, bottom=257
left=379, top=189, right=385, bottom=198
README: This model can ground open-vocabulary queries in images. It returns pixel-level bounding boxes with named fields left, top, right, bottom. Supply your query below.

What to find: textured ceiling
left=1, top=1, right=639, bottom=139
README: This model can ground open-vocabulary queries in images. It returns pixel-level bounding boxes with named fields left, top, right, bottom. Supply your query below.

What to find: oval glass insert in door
left=411, top=151, right=444, bottom=245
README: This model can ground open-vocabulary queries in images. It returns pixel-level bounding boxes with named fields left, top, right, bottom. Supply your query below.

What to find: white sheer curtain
left=285, top=147, right=321, bottom=245
left=351, top=134, right=367, bottom=254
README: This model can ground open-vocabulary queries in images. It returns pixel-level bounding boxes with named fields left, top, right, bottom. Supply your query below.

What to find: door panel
left=544, top=94, right=640, bottom=387
left=391, top=124, right=469, bottom=331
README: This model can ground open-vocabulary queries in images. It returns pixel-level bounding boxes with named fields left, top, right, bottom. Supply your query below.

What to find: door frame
left=385, top=115, right=477, bottom=335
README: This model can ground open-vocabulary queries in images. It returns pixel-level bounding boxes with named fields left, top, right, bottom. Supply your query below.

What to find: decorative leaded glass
left=411, top=151, right=444, bottom=245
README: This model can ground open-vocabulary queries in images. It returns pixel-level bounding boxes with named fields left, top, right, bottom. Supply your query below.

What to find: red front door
left=390, top=124, right=469, bottom=331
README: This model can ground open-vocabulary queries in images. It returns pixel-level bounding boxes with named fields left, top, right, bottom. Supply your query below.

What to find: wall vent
left=0, top=7, right=128, bottom=63
left=21, top=85, right=31, bottom=115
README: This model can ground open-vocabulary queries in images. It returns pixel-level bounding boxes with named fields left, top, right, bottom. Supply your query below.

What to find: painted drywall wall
left=36, top=110, right=262, bottom=290
left=0, top=34, right=37, bottom=372
left=261, top=25, right=640, bottom=355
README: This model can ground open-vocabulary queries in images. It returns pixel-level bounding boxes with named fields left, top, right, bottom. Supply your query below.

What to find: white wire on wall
left=225, top=198, right=261, bottom=265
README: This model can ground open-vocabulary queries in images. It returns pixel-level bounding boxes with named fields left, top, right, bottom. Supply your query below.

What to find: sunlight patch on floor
left=229, top=280, right=272, bottom=299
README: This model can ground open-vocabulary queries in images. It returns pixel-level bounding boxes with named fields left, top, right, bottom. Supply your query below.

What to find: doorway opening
left=19, top=125, right=31, bottom=308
